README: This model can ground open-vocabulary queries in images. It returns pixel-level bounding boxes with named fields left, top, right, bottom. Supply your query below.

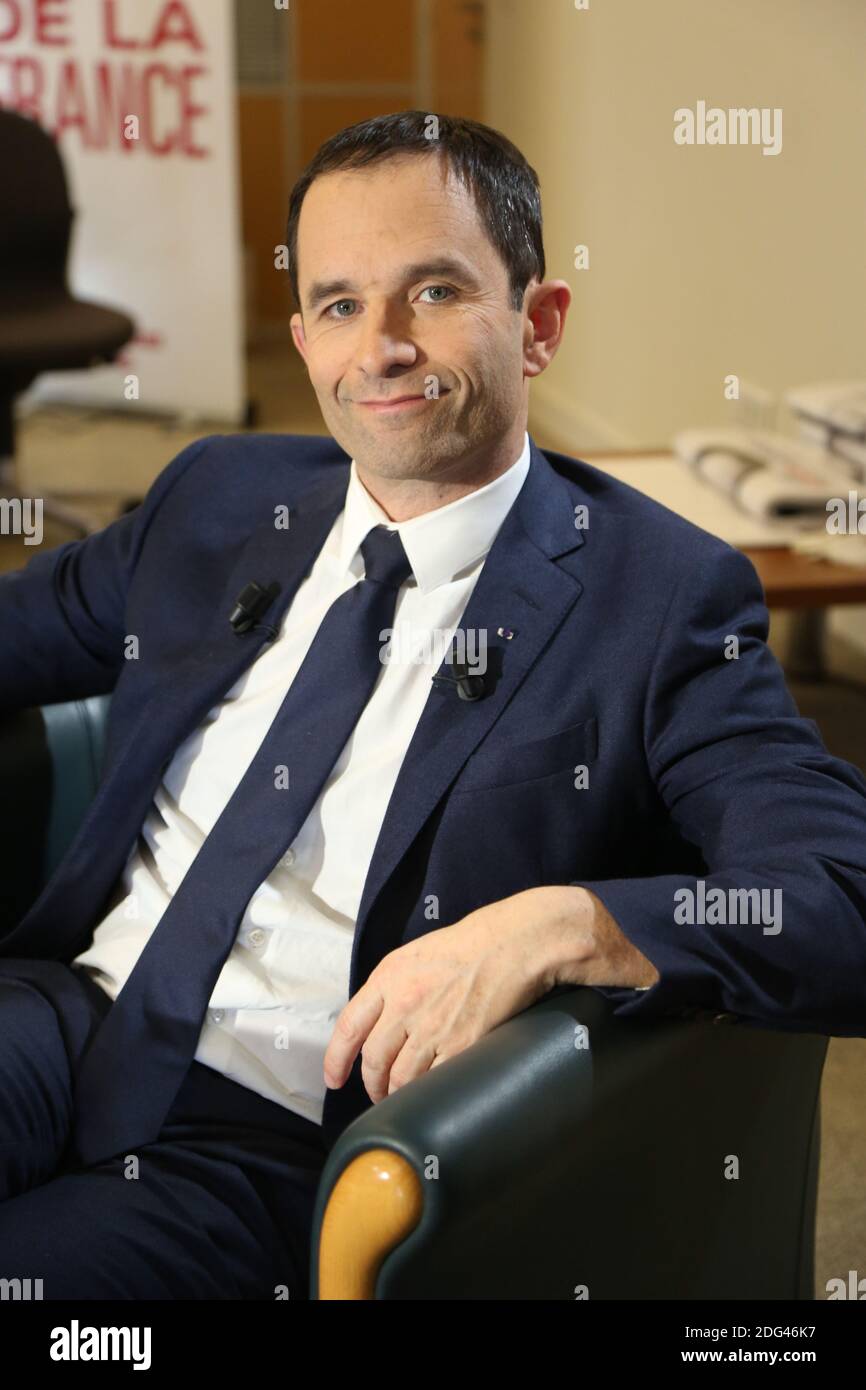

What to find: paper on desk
left=791, top=531, right=866, bottom=568
left=582, top=455, right=818, bottom=549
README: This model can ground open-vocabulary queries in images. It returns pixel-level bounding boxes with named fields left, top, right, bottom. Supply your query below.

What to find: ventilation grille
left=234, top=0, right=288, bottom=88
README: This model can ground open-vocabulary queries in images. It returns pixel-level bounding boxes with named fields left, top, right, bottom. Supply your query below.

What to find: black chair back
left=0, top=109, right=73, bottom=299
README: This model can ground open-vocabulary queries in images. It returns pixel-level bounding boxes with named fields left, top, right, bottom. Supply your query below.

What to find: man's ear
left=290, top=311, right=307, bottom=362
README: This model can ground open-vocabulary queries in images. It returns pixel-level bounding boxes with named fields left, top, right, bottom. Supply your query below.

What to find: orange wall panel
left=296, top=0, right=414, bottom=84
left=238, top=94, right=290, bottom=325
left=432, top=0, right=484, bottom=119
left=298, top=95, right=415, bottom=166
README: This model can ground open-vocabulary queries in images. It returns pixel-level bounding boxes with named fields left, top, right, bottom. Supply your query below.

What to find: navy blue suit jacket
left=2, top=431, right=866, bottom=1142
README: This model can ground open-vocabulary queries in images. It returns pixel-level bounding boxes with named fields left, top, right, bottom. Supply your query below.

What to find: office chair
left=0, top=694, right=827, bottom=1299
left=0, top=109, right=136, bottom=536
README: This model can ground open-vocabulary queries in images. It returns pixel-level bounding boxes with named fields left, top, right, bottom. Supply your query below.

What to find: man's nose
left=353, top=300, right=419, bottom=378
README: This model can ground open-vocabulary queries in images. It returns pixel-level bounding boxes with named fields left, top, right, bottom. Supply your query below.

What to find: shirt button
left=248, top=928, right=266, bottom=948
left=209, top=1009, right=225, bottom=1024
left=281, top=848, right=296, bottom=869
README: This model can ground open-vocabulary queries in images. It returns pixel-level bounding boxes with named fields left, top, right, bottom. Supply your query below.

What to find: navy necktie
left=73, top=524, right=414, bottom=1164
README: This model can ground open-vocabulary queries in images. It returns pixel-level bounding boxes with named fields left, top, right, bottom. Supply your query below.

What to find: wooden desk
left=743, top=547, right=866, bottom=610
left=742, top=551, right=866, bottom=676
left=578, top=449, right=866, bottom=677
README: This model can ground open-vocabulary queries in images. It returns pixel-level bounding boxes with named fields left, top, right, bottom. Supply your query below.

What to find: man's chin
left=341, top=432, right=457, bottom=478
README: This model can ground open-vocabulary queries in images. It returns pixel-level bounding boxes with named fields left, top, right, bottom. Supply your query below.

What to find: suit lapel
left=15, top=436, right=586, bottom=969
left=13, top=465, right=351, bottom=954
left=349, top=437, right=586, bottom=982
left=113, top=463, right=353, bottom=784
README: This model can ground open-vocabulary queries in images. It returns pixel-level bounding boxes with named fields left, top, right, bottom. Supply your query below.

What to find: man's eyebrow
left=304, top=257, right=482, bottom=312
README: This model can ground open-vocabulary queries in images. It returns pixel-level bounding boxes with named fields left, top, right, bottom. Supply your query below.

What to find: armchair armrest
left=0, top=694, right=111, bottom=930
left=0, top=705, right=53, bottom=928
left=311, top=987, right=825, bottom=1299
left=40, top=695, right=110, bottom=879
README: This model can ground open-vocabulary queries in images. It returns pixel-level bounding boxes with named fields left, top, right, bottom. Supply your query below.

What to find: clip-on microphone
left=228, top=581, right=281, bottom=641
left=431, top=658, right=487, bottom=702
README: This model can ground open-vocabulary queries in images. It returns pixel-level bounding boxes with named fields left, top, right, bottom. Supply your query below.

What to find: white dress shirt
left=74, top=433, right=532, bottom=1125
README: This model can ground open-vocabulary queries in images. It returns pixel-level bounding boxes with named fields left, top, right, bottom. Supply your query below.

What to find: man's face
left=290, top=154, right=530, bottom=484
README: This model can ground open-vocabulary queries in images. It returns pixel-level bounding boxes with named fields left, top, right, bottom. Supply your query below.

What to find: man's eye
left=419, top=285, right=454, bottom=303
left=323, top=286, right=454, bottom=318
left=324, top=299, right=356, bottom=319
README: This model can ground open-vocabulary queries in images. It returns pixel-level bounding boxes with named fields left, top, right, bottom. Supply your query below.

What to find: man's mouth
left=354, top=389, right=450, bottom=413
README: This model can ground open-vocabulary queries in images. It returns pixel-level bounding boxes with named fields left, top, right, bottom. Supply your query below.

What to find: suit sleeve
left=571, top=543, right=866, bottom=1036
left=0, top=436, right=212, bottom=715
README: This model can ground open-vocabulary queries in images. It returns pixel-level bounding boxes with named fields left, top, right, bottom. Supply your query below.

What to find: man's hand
left=323, top=885, right=660, bottom=1103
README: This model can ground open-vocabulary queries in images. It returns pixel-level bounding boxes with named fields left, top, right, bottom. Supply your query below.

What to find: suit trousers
left=0, top=958, right=328, bottom=1300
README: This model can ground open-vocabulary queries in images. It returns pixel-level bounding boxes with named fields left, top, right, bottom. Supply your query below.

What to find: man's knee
left=0, top=973, right=77, bottom=1199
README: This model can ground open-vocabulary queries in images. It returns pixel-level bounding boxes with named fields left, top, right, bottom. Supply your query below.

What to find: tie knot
left=360, top=525, right=413, bottom=590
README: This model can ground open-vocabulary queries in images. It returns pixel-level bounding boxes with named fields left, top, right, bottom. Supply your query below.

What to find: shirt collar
left=337, top=431, right=531, bottom=595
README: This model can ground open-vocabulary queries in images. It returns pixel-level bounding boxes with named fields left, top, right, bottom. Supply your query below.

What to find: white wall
left=486, top=0, right=865, bottom=451
left=486, top=0, right=866, bottom=668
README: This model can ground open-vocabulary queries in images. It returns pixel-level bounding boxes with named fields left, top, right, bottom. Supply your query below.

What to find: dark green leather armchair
left=1, top=696, right=826, bottom=1299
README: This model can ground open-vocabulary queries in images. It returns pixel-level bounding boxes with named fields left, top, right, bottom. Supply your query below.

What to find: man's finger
left=323, top=987, right=384, bottom=1088
left=360, top=1018, right=412, bottom=1102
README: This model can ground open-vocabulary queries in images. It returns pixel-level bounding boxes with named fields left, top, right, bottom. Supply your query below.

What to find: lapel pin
left=497, top=627, right=516, bottom=640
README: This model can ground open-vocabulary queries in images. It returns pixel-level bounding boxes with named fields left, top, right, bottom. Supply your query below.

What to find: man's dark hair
left=285, top=110, right=545, bottom=314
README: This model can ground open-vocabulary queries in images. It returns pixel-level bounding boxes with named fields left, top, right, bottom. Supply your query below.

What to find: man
left=0, top=111, right=865, bottom=1300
